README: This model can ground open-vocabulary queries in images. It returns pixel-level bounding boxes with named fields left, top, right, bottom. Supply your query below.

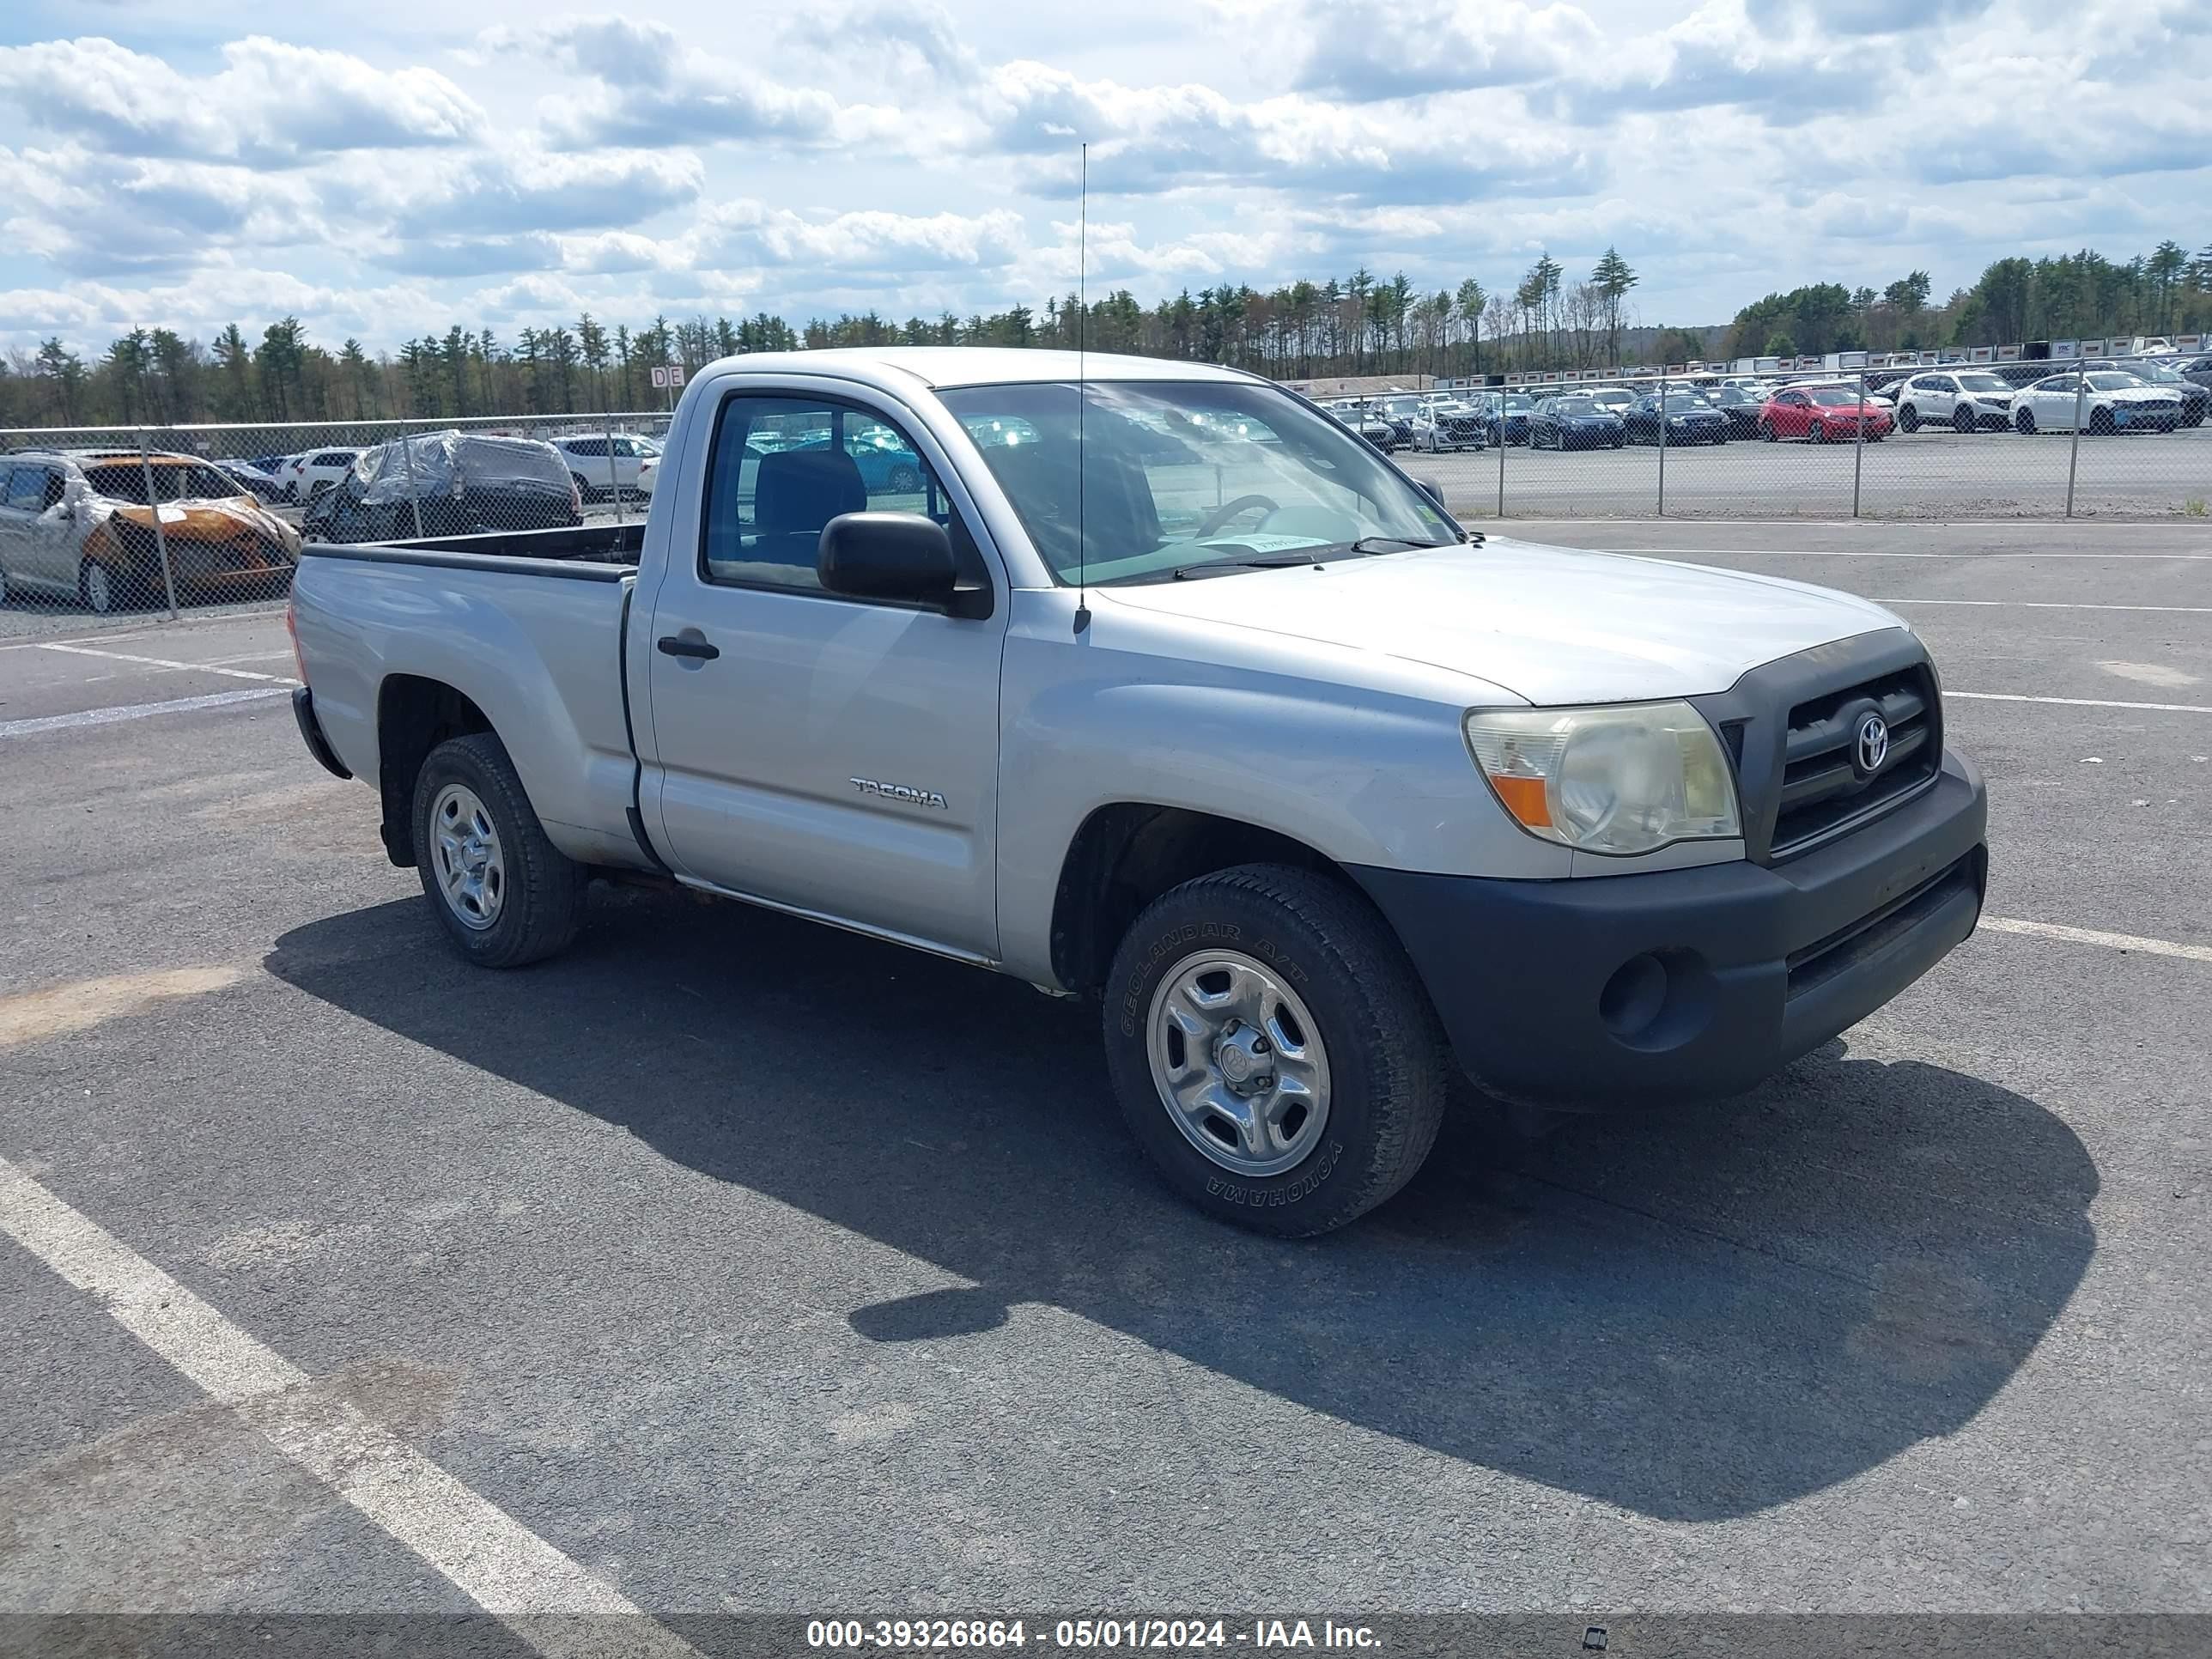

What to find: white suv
left=280, top=449, right=363, bottom=503
left=549, top=434, right=660, bottom=501
left=1892, top=372, right=2014, bottom=434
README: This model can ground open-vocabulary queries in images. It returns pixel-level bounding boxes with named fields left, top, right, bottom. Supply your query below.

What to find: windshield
left=1552, top=398, right=1602, bottom=416
left=1655, top=392, right=1709, bottom=410
left=82, top=462, right=244, bottom=503
left=1956, top=374, right=2008, bottom=393
left=938, top=380, right=1455, bottom=587
left=1805, top=386, right=1860, bottom=406
left=2085, top=372, right=2146, bottom=390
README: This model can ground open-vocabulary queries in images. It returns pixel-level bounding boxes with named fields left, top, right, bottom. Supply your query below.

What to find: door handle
left=657, top=635, right=720, bottom=661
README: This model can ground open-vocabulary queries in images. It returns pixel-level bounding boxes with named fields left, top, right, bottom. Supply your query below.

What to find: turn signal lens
left=1464, top=702, right=1741, bottom=856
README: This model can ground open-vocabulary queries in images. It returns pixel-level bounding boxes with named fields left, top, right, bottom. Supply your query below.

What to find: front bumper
left=1352, top=750, right=1987, bottom=1108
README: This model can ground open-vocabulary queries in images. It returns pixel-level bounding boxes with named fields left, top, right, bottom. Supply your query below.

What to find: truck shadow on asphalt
left=266, top=885, right=2099, bottom=1524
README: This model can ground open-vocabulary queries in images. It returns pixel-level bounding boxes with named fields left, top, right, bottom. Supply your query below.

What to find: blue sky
left=1, top=0, right=2206, bottom=357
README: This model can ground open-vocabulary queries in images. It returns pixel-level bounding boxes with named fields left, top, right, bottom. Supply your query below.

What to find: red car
left=1759, top=385, right=1893, bottom=443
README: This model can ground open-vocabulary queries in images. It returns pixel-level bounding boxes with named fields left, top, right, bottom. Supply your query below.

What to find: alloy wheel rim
left=1146, top=950, right=1332, bottom=1178
left=430, top=783, right=506, bottom=931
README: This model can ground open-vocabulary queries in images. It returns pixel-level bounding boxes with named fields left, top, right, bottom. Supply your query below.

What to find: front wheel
left=1952, top=405, right=1975, bottom=434
left=1899, top=404, right=1921, bottom=433
left=1759, top=420, right=1777, bottom=442
left=1103, top=864, right=1451, bottom=1237
left=2016, top=408, right=2037, bottom=434
left=79, top=558, right=122, bottom=615
left=2088, top=407, right=2115, bottom=436
left=411, top=732, right=585, bottom=968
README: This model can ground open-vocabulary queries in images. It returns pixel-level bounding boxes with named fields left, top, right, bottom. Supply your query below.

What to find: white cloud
left=0, top=3, right=2206, bottom=356
left=1287, top=0, right=1604, bottom=100
left=0, top=35, right=487, bottom=166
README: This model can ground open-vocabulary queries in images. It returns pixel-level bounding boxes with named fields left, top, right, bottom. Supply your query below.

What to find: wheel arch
left=375, top=675, right=493, bottom=866
left=1048, top=804, right=1358, bottom=995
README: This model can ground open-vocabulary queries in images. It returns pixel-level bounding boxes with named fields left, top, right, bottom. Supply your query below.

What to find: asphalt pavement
left=1, top=523, right=2208, bottom=1644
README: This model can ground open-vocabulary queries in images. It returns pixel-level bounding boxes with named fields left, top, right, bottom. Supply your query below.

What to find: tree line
left=5, top=235, right=2207, bottom=432
left=1724, top=241, right=2212, bottom=362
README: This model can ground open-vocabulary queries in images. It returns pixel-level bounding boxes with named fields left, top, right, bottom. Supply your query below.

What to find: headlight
left=1463, top=702, right=1741, bottom=855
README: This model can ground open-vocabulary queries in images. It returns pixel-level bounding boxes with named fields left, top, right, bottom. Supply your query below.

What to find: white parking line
left=1983, top=917, right=2212, bottom=964
left=1607, top=548, right=2212, bottom=561
left=37, top=641, right=299, bottom=683
left=0, top=1155, right=704, bottom=1659
left=1885, top=599, right=2212, bottom=614
left=1948, top=690, right=2212, bottom=714
left=0, top=686, right=292, bottom=738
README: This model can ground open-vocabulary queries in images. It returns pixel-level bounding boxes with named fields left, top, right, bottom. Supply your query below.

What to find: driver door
left=641, top=388, right=1009, bottom=959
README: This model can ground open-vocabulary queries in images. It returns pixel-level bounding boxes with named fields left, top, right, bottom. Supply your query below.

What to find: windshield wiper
left=1341, top=535, right=1450, bottom=555
left=1170, top=553, right=1318, bottom=580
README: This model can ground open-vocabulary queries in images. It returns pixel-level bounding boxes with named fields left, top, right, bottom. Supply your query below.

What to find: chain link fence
left=4, top=359, right=2208, bottom=625
left=0, top=410, right=670, bottom=623
left=1401, top=351, right=2211, bottom=523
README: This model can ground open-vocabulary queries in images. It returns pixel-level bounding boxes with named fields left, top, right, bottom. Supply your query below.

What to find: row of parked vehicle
left=1322, top=354, right=2210, bottom=456
left=0, top=430, right=645, bottom=613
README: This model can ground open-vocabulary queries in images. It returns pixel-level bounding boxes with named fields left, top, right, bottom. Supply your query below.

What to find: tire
left=78, top=558, right=121, bottom=615
left=411, top=732, right=586, bottom=969
left=569, top=472, right=594, bottom=503
left=1809, top=421, right=1827, bottom=444
left=1610, top=434, right=1625, bottom=448
left=1759, top=420, right=1777, bottom=442
left=1102, top=863, right=1450, bottom=1237
left=2016, top=408, right=2036, bottom=434
left=1899, top=404, right=1920, bottom=433
left=2089, top=407, right=2115, bottom=436
left=1952, top=405, right=1974, bottom=434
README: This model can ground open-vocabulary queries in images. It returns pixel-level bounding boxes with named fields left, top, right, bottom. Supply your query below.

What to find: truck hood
left=1098, top=537, right=1904, bottom=705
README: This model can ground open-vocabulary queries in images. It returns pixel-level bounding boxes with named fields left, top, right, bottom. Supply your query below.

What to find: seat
left=745, top=447, right=868, bottom=580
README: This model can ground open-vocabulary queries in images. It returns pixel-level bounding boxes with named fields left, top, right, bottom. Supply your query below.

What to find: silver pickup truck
left=289, top=346, right=1988, bottom=1236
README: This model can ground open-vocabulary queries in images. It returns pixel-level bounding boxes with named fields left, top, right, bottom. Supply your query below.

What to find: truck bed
left=301, top=520, right=644, bottom=571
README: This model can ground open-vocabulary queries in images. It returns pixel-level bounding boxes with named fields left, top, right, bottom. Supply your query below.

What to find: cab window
left=700, top=394, right=987, bottom=600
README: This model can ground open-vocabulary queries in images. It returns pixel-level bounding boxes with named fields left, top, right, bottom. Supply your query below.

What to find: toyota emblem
left=1856, top=712, right=1891, bottom=775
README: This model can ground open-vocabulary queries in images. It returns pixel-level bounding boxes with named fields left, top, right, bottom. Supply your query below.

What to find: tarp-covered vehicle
left=0, top=450, right=301, bottom=614
left=301, top=431, right=583, bottom=545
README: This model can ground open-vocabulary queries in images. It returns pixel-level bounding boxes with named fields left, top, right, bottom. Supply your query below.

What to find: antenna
left=1073, top=140, right=1091, bottom=636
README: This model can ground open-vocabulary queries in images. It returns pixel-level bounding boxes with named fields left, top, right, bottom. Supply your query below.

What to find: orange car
left=0, top=449, right=303, bottom=614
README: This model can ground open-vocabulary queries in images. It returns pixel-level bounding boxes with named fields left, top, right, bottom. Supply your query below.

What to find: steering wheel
left=1194, top=495, right=1279, bottom=538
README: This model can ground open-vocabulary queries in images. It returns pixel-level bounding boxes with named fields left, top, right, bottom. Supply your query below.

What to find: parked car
left=2077, top=360, right=2208, bottom=427
left=1700, top=384, right=1769, bottom=437
left=1480, top=392, right=1535, bottom=446
left=1757, top=386, right=1893, bottom=443
left=280, top=447, right=363, bottom=503
left=1892, top=371, right=2015, bottom=433
left=2179, top=356, right=2212, bottom=395
left=2010, top=371, right=2185, bottom=434
left=1410, top=399, right=1486, bottom=452
left=0, top=449, right=301, bottom=613
left=299, top=432, right=582, bottom=544
left=1625, top=390, right=1730, bottom=445
left=1324, top=402, right=1401, bottom=450
left=549, top=434, right=663, bottom=500
left=1528, top=394, right=1626, bottom=449
left=288, top=344, right=1987, bottom=1237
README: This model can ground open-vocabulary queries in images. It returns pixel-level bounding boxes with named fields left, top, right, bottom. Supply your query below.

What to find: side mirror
left=1413, top=477, right=1448, bottom=510
left=818, top=511, right=958, bottom=610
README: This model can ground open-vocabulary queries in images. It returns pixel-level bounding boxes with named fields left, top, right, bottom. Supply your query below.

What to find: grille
left=1769, top=664, right=1940, bottom=858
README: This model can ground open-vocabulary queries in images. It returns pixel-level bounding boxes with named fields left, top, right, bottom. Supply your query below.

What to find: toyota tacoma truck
left=288, top=347, right=1988, bottom=1236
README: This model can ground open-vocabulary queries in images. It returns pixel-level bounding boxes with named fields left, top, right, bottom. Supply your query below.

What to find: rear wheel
left=1103, top=864, right=1450, bottom=1237
left=411, top=732, right=586, bottom=968
left=569, top=471, right=594, bottom=502
left=1899, top=404, right=1921, bottom=433
left=887, top=462, right=924, bottom=493
left=2016, top=408, right=2037, bottom=434
left=1809, top=421, right=1828, bottom=444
